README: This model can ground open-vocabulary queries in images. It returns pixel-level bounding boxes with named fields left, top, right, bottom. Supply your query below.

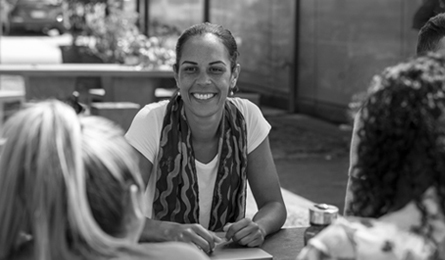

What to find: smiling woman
left=125, top=22, right=287, bottom=255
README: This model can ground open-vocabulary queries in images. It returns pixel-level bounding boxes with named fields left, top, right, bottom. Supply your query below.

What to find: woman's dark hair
left=417, top=13, right=445, bottom=55
left=174, top=22, right=239, bottom=72
left=350, top=53, right=445, bottom=239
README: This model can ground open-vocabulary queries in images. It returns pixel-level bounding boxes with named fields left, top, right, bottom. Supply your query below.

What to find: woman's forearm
left=252, top=201, right=287, bottom=236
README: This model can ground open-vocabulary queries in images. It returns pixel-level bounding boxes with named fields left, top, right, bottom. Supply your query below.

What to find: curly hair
left=349, top=53, right=445, bottom=238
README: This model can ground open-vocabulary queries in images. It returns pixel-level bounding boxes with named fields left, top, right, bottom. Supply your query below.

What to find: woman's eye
left=210, top=67, right=224, bottom=73
left=183, top=67, right=196, bottom=73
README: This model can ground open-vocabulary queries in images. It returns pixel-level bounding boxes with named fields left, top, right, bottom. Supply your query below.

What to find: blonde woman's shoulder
left=114, top=242, right=210, bottom=260
left=148, top=242, right=209, bottom=260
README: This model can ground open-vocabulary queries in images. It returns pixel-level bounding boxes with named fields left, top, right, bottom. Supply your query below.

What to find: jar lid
left=309, top=203, right=338, bottom=225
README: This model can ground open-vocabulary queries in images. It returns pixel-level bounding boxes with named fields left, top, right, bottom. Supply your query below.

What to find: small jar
left=304, top=203, right=338, bottom=245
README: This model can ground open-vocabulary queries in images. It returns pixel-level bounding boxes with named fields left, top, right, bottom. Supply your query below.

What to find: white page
left=210, top=233, right=273, bottom=260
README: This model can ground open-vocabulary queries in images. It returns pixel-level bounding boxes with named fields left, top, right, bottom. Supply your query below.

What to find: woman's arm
left=135, top=149, right=151, bottom=188
left=344, top=112, right=361, bottom=216
left=225, top=136, right=287, bottom=247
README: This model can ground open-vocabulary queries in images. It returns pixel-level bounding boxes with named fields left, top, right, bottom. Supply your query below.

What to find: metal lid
left=309, top=203, right=338, bottom=225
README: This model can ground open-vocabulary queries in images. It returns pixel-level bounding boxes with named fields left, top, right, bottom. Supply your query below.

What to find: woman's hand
left=165, top=222, right=222, bottom=254
left=223, top=219, right=266, bottom=247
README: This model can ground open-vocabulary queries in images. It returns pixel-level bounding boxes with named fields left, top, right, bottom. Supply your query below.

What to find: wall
left=298, top=0, right=422, bottom=123
left=149, top=0, right=203, bottom=33
left=143, top=0, right=424, bottom=123
left=210, top=0, right=296, bottom=109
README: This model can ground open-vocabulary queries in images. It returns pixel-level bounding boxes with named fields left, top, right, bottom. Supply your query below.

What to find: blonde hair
left=80, top=115, right=145, bottom=237
left=0, top=100, right=144, bottom=260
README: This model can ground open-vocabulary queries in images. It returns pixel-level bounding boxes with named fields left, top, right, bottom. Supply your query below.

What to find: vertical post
left=135, top=0, right=140, bottom=28
left=144, top=0, right=149, bottom=36
left=290, top=0, right=300, bottom=113
left=0, top=1, right=3, bottom=67
left=0, top=4, right=3, bottom=37
left=203, top=0, right=210, bottom=22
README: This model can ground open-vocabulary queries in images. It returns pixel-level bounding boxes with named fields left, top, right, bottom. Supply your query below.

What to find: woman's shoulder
left=298, top=217, right=436, bottom=260
left=113, top=242, right=209, bottom=260
left=228, top=96, right=258, bottom=108
left=144, top=242, right=209, bottom=260
left=228, top=97, right=262, bottom=116
left=138, top=100, right=169, bottom=117
left=129, top=100, right=169, bottom=128
left=125, top=100, right=168, bottom=142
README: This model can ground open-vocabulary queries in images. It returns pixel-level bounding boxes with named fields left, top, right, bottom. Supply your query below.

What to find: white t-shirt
left=125, top=97, right=271, bottom=228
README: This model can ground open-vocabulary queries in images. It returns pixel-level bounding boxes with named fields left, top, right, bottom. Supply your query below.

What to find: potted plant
left=59, top=0, right=109, bottom=63
left=60, top=0, right=176, bottom=69
left=86, top=4, right=176, bottom=69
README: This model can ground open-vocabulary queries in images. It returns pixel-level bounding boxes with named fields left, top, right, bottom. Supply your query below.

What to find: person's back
left=110, top=242, right=210, bottom=260
left=0, top=100, right=209, bottom=260
left=299, top=53, right=445, bottom=260
left=344, top=12, right=445, bottom=216
left=79, top=115, right=210, bottom=260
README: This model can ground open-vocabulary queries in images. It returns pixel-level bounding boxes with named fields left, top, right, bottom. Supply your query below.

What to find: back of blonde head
left=0, top=100, right=142, bottom=260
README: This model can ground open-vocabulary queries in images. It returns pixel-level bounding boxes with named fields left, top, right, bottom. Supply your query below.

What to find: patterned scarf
left=152, top=94, right=248, bottom=231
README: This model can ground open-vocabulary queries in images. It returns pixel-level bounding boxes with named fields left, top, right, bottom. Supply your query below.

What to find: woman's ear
left=231, top=64, right=241, bottom=88
left=121, top=184, right=145, bottom=242
left=129, top=184, right=144, bottom=220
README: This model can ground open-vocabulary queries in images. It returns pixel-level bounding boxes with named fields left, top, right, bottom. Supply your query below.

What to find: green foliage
left=65, top=0, right=107, bottom=5
left=66, top=0, right=176, bottom=69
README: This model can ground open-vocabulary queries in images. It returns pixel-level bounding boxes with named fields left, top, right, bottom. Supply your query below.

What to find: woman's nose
left=196, top=71, right=211, bottom=85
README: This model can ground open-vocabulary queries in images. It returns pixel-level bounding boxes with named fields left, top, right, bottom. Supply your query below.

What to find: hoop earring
left=230, top=85, right=239, bottom=96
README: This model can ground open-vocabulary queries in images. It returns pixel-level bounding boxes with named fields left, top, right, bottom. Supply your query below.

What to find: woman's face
left=175, top=33, right=239, bottom=119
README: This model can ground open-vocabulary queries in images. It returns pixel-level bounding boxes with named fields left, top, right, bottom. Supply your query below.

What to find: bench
left=0, top=90, right=25, bottom=129
left=90, top=102, right=141, bottom=131
left=0, top=64, right=176, bottom=107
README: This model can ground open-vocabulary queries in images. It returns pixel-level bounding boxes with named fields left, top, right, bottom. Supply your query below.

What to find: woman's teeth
left=193, top=93, right=215, bottom=100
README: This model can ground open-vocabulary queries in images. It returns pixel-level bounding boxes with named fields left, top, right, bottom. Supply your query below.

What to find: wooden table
left=0, top=64, right=175, bottom=106
left=262, top=227, right=305, bottom=260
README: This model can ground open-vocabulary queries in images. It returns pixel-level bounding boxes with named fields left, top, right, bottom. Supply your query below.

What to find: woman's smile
left=192, top=93, right=217, bottom=100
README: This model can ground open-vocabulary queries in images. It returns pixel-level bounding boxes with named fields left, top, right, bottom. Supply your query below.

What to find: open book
left=210, top=233, right=273, bottom=260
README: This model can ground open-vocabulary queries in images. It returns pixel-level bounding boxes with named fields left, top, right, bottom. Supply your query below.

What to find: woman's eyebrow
left=209, top=61, right=226, bottom=65
left=181, top=61, right=226, bottom=65
left=181, top=61, right=198, bottom=65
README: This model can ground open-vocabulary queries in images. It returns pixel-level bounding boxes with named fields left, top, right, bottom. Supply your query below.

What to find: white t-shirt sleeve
left=229, top=97, right=271, bottom=153
left=125, top=101, right=167, bottom=163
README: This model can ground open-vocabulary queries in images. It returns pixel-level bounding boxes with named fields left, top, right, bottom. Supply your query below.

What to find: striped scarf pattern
left=152, top=94, right=248, bottom=231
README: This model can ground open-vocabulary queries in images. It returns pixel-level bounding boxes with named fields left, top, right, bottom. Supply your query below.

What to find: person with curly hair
left=346, top=12, right=445, bottom=217
left=298, top=53, right=445, bottom=259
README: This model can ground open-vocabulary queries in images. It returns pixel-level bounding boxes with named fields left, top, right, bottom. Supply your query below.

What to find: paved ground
left=0, top=34, right=71, bottom=64
left=245, top=107, right=353, bottom=227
